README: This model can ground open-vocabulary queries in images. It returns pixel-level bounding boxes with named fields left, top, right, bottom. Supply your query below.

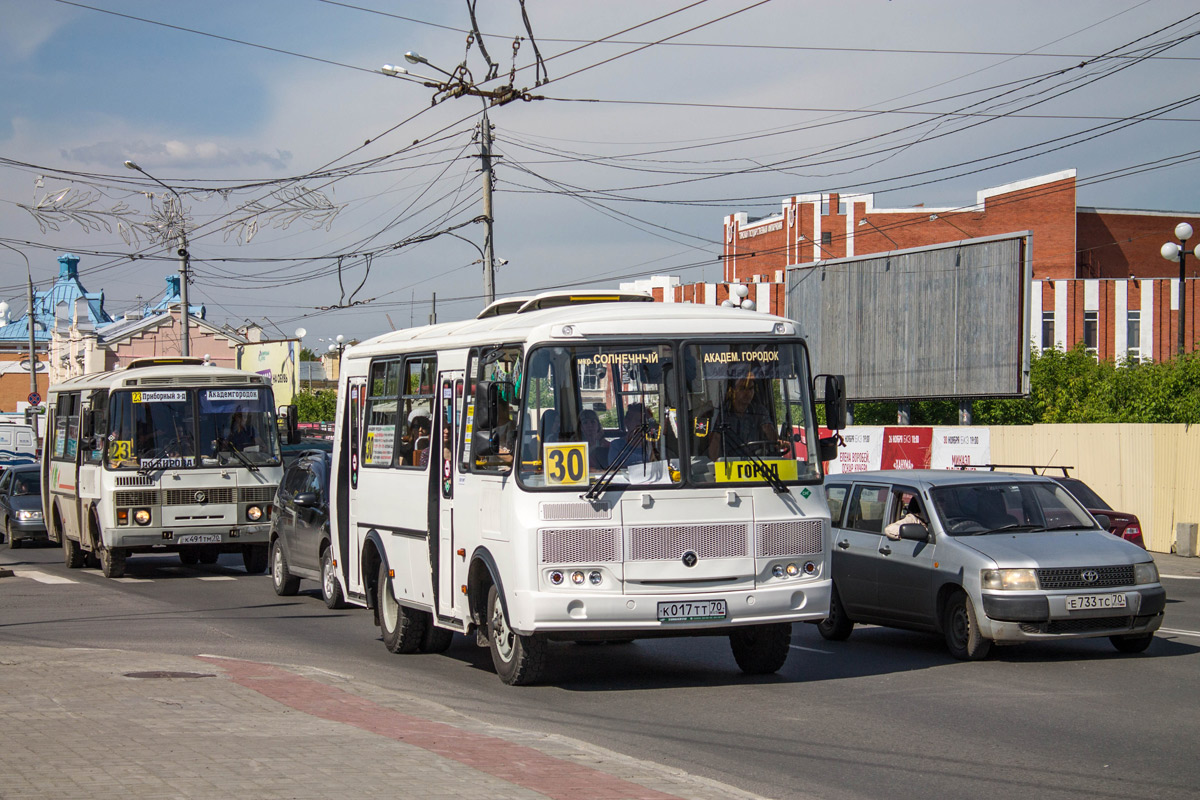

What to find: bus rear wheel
left=99, top=546, right=126, bottom=579
left=377, top=563, right=425, bottom=654
left=62, top=535, right=84, bottom=569
left=729, top=623, right=792, bottom=675
left=487, top=584, right=545, bottom=685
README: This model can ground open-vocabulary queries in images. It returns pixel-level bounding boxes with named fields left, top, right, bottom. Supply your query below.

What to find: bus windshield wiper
left=219, top=438, right=260, bottom=473
left=715, top=423, right=790, bottom=495
left=583, top=424, right=650, bottom=501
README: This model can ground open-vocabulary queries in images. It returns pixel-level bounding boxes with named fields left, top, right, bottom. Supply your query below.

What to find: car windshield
left=11, top=471, right=39, bottom=495
left=929, top=481, right=1098, bottom=535
left=107, top=387, right=279, bottom=470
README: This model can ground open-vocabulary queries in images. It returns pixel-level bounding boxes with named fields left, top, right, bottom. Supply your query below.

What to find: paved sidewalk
left=0, top=645, right=768, bottom=800
left=1152, top=550, right=1200, bottom=578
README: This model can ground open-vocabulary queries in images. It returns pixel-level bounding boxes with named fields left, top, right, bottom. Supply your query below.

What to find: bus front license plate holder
left=657, top=599, right=727, bottom=622
left=177, top=533, right=222, bottom=545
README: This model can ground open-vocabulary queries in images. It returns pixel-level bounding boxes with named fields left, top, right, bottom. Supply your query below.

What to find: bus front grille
left=540, top=528, right=622, bottom=563
left=628, top=524, right=748, bottom=561
left=114, top=490, right=159, bottom=506
left=164, top=488, right=236, bottom=505
left=239, top=486, right=277, bottom=503
left=756, top=519, right=822, bottom=557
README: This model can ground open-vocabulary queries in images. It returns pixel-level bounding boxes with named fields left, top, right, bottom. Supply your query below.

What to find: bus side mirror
left=280, top=405, right=300, bottom=444
left=474, top=382, right=500, bottom=430
left=817, top=374, right=847, bottom=431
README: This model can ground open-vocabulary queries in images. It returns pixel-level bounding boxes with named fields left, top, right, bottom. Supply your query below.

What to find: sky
left=2, top=0, right=1199, bottom=347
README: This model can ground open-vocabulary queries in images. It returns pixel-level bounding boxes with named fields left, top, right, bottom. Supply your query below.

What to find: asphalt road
left=3, top=543, right=1198, bottom=800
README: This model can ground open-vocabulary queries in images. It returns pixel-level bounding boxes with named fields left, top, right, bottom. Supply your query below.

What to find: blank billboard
left=787, top=233, right=1031, bottom=401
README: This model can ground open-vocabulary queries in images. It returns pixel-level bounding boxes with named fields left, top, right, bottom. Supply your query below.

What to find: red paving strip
left=197, top=656, right=685, bottom=800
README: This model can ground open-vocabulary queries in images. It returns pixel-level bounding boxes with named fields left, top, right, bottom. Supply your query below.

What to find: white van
left=0, top=423, right=38, bottom=469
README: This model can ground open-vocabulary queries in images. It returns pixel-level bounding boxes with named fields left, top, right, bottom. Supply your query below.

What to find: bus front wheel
left=487, top=584, right=545, bottom=686
left=377, top=563, right=425, bottom=654
left=242, top=544, right=268, bottom=574
left=99, top=546, right=126, bottom=579
left=729, top=623, right=792, bottom=675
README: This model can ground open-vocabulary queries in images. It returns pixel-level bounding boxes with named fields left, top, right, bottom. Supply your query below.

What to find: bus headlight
left=549, top=570, right=564, bottom=586
left=571, top=570, right=586, bottom=585
left=247, top=505, right=263, bottom=522
left=134, top=509, right=151, bottom=526
left=589, top=570, right=603, bottom=585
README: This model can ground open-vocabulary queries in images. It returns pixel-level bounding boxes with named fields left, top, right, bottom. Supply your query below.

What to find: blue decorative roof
left=148, top=275, right=205, bottom=319
left=0, top=254, right=113, bottom=342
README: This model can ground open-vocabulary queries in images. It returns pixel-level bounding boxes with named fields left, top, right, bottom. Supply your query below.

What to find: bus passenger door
left=435, top=373, right=462, bottom=621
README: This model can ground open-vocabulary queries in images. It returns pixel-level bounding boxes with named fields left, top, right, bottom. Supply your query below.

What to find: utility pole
left=125, top=161, right=191, bottom=357
left=480, top=109, right=496, bottom=307
left=27, top=273, right=36, bottom=395
left=429, top=292, right=437, bottom=325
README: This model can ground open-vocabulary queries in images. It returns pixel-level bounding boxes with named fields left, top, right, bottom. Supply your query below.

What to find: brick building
left=633, top=170, right=1200, bottom=363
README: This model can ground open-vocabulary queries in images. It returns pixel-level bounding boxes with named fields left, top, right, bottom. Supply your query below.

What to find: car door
left=872, top=484, right=937, bottom=627
left=291, top=463, right=323, bottom=572
left=0, top=470, right=12, bottom=532
left=831, top=483, right=891, bottom=618
left=275, top=462, right=303, bottom=560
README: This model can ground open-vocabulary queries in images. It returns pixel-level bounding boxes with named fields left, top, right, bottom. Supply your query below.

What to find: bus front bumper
left=104, top=523, right=271, bottom=549
left=506, top=579, right=832, bottom=636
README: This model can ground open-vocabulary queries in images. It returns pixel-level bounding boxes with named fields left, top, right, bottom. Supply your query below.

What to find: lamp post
left=326, top=335, right=345, bottom=386
left=125, top=160, right=192, bottom=357
left=1161, top=223, right=1198, bottom=357
left=294, top=327, right=306, bottom=397
left=0, top=242, right=38, bottom=396
left=721, top=284, right=757, bottom=312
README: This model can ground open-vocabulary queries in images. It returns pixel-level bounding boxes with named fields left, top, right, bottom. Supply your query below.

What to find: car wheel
left=817, top=582, right=855, bottom=641
left=729, top=622, right=792, bottom=675
left=241, top=544, right=268, bottom=574
left=8, top=521, right=19, bottom=549
left=271, top=539, right=300, bottom=596
left=62, top=535, right=84, bottom=569
left=321, top=547, right=347, bottom=609
left=1110, top=632, right=1154, bottom=654
left=487, top=584, right=545, bottom=685
left=943, top=590, right=991, bottom=661
left=378, top=562, right=425, bottom=654
left=99, top=546, right=127, bottom=579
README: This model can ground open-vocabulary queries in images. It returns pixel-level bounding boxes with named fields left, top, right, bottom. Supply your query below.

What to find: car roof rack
left=960, top=463, right=1074, bottom=476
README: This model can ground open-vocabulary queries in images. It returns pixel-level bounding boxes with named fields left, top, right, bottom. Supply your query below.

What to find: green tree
left=294, top=390, right=337, bottom=423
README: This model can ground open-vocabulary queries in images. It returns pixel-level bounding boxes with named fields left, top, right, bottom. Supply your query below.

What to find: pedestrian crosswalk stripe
left=199, top=576, right=237, bottom=581
left=12, top=570, right=77, bottom=585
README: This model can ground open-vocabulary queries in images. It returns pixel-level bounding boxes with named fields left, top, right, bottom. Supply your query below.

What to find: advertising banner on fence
left=826, top=426, right=989, bottom=473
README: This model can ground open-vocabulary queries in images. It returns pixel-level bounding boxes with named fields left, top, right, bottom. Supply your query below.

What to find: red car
left=982, top=466, right=1145, bottom=549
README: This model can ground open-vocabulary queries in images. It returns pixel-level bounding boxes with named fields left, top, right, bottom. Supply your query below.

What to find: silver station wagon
left=820, top=470, right=1165, bottom=659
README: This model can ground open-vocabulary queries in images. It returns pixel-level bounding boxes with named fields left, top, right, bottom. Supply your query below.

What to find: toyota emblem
left=194, top=490, right=207, bottom=504
left=682, top=550, right=698, bottom=568
left=1080, top=569, right=1099, bottom=583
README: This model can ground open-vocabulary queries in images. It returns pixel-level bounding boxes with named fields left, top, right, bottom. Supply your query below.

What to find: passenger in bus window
left=709, top=368, right=781, bottom=459
left=579, top=409, right=609, bottom=469
left=229, top=410, right=257, bottom=449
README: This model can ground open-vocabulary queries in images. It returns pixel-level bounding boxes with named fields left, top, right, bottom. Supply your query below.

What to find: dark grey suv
left=269, top=450, right=346, bottom=609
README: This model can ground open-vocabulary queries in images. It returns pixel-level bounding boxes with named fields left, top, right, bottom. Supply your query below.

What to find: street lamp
left=722, top=284, right=756, bottom=312
left=0, top=242, right=38, bottom=396
left=125, top=160, right=192, bottom=357
left=1161, top=222, right=1199, bottom=357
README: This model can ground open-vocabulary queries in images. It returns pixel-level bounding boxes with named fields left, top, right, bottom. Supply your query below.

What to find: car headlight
left=247, top=505, right=263, bottom=521
left=16, top=509, right=42, bottom=521
left=981, top=568, right=1038, bottom=591
left=1133, top=561, right=1159, bottom=585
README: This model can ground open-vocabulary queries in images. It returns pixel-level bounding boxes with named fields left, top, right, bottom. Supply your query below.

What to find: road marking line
left=1159, top=627, right=1200, bottom=638
left=113, top=577, right=146, bottom=583
left=789, top=644, right=831, bottom=654
left=198, top=575, right=237, bottom=581
left=1160, top=574, right=1200, bottom=580
left=11, top=570, right=77, bottom=585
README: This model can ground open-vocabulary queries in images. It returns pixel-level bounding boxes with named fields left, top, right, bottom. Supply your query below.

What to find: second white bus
left=328, top=293, right=845, bottom=684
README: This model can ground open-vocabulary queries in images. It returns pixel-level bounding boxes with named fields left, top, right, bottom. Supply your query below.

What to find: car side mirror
left=899, top=522, right=930, bottom=542
left=818, top=435, right=840, bottom=462
left=1092, top=513, right=1110, bottom=531
left=294, top=491, right=319, bottom=508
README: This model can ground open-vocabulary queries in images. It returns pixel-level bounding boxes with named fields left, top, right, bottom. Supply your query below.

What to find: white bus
left=328, top=293, right=846, bottom=684
left=43, top=358, right=288, bottom=578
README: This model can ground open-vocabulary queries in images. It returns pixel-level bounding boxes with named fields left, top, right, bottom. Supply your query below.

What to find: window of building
left=1041, top=311, right=1055, bottom=351
left=821, top=231, right=833, bottom=246
left=1127, top=310, right=1141, bottom=362
left=1084, top=310, right=1098, bottom=356
left=838, top=198, right=847, bottom=216
left=820, top=198, right=829, bottom=216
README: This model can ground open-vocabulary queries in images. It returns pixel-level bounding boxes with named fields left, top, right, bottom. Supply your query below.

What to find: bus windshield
left=517, top=340, right=821, bottom=490
left=519, top=344, right=681, bottom=488
left=683, top=342, right=821, bottom=487
left=107, top=387, right=280, bottom=470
